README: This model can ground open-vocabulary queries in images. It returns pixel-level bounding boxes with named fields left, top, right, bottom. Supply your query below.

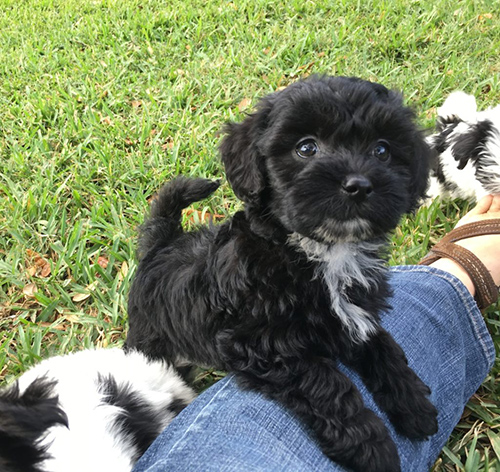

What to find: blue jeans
left=133, top=266, right=495, bottom=472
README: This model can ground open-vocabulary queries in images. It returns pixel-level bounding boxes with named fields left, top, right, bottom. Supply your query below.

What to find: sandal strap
left=419, top=219, right=500, bottom=311
left=437, top=219, right=500, bottom=244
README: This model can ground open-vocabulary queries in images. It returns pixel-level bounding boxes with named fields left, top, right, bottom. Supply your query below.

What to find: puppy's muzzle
left=341, top=174, right=373, bottom=203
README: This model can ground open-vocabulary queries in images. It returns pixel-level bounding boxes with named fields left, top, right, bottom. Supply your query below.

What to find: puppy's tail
left=149, top=177, right=220, bottom=220
left=138, top=177, right=220, bottom=259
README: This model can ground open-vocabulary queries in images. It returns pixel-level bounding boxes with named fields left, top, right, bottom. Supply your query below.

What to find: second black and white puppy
left=126, top=75, right=438, bottom=472
left=426, top=91, right=500, bottom=202
left=0, top=348, right=195, bottom=472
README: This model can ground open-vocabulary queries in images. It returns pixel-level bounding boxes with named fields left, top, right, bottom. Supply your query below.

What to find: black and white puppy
left=126, top=75, right=437, bottom=472
left=0, top=348, right=195, bottom=472
left=427, top=91, right=500, bottom=201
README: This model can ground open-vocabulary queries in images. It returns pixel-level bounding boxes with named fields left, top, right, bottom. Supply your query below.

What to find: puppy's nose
left=341, top=175, right=373, bottom=202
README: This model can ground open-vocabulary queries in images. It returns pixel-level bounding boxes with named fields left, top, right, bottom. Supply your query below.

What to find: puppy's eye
left=296, top=139, right=319, bottom=158
left=372, top=140, right=391, bottom=161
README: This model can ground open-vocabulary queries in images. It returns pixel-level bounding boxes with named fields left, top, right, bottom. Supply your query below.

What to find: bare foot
left=430, top=195, right=500, bottom=298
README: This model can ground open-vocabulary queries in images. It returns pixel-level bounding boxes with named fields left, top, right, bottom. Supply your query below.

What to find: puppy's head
left=220, top=76, right=430, bottom=243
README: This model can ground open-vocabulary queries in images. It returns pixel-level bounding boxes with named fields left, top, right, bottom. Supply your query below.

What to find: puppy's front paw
left=389, top=383, right=438, bottom=440
left=394, top=397, right=438, bottom=440
left=322, top=408, right=401, bottom=472
left=340, top=435, right=401, bottom=472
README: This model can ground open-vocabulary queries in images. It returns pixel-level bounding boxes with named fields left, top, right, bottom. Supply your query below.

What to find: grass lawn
left=0, top=0, right=499, bottom=469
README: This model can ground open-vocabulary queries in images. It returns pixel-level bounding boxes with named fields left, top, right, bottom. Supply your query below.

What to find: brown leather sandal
left=419, top=218, right=500, bottom=311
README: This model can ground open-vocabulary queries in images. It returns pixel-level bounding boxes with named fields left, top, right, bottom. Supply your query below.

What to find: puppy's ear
left=451, top=120, right=493, bottom=169
left=219, top=98, right=274, bottom=204
left=408, top=134, right=433, bottom=212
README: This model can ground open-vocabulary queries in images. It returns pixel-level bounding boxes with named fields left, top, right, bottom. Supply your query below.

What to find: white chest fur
left=290, top=235, right=385, bottom=343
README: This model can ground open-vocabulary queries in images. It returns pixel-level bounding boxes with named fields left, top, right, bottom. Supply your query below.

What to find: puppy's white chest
left=291, top=236, right=383, bottom=342
left=322, top=249, right=382, bottom=342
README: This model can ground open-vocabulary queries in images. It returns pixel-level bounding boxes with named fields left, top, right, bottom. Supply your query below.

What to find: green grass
left=0, top=0, right=499, bottom=469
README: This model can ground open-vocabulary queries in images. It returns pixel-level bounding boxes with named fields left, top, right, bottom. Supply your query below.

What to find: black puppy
left=126, top=75, right=438, bottom=472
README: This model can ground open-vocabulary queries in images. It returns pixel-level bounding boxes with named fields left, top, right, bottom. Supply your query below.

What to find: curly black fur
left=126, top=75, right=437, bottom=472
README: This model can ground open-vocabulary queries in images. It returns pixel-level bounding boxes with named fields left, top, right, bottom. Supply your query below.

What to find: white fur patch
left=437, top=91, right=477, bottom=122
left=16, top=348, right=195, bottom=472
left=478, top=130, right=500, bottom=194
left=290, top=235, right=384, bottom=343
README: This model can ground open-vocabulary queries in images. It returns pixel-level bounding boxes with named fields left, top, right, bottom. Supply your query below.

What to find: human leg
left=132, top=265, right=495, bottom=472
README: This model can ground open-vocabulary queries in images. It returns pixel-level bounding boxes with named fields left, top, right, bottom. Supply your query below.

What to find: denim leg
left=133, top=266, right=495, bottom=472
